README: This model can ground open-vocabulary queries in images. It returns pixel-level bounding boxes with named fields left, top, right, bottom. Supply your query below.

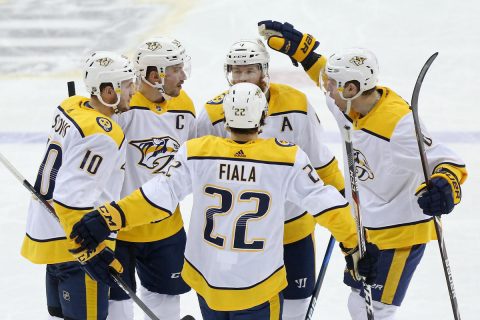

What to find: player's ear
left=146, top=66, right=160, bottom=84
left=344, top=81, right=360, bottom=97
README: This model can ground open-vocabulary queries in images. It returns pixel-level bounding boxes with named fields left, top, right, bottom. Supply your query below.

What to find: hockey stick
left=305, top=235, right=335, bottom=320
left=343, top=125, right=375, bottom=320
left=64, top=80, right=164, bottom=320
left=0, top=152, right=161, bottom=320
left=410, top=52, right=461, bottom=320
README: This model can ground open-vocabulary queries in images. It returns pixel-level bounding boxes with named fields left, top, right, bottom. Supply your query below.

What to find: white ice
left=0, top=0, right=478, bottom=319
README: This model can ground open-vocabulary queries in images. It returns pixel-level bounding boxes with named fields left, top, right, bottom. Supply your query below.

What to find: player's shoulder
left=202, top=90, right=229, bottom=124
left=59, top=96, right=124, bottom=148
left=268, top=83, right=308, bottom=115
left=359, top=87, right=411, bottom=141
left=167, top=90, right=196, bottom=117
left=186, top=136, right=299, bottom=165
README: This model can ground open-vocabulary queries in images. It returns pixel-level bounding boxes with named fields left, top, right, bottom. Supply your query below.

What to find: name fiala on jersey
left=219, top=163, right=256, bottom=182
left=130, top=136, right=180, bottom=173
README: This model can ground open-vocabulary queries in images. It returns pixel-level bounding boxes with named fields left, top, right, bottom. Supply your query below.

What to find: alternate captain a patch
left=130, top=136, right=180, bottom=173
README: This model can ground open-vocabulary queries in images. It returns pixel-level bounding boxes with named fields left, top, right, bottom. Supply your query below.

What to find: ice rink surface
left=0, top=0, right=479, bottom=319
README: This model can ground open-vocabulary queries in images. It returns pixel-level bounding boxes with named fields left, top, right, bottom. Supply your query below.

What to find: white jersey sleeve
left=196, top=107, right=228, bottom=138
left=137, top=143, right=192, bottom=213
left=390, top=114, right=465, bottom=175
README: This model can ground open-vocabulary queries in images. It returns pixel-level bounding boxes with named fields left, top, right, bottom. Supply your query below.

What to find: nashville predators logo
left=96, top=117, right=113, bottom=132
left=96, top=57, right=113, bottom=67
left=354, top=148, right=374, bottom=181
left=349, top=56, right=366, bottom=66
left=130, top=136, right=180, bottom=173
left=146, top=41, right=162, bottom=51
left=275, top=139, right=295, bottom=147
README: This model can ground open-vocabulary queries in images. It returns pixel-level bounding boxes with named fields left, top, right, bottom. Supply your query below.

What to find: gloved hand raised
left=341, top=242, right=380, bottom=285
left=70, top=203, right=125, bottom=251
left=416, top=170, right=461, bottom=216
left=258, top=20, right=319, bottom=67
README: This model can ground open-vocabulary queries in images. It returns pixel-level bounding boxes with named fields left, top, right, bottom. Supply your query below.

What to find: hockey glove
left=70, top=202, right=125, bottom=251
left=416, top=171, right=461, bottom=216
left=258, top=20, right=319, bottom=68
left=76, top=244, right=123, bottom=286
left=341, top=242, right=380, bottom=285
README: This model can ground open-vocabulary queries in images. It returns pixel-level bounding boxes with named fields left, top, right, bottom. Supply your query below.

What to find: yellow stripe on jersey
left=186, top=136, right=298, bottom=165
left=284, top=213, right=316, bottom=244
left=381, top=247, right=411, bottom=304
left=313, top=203, right=358, bottom=249
left=203, top=83, right=308, bottom=125
left=315, top=157, right=345, bottom=192
left=116, top=188, right=173, bottom=230
left=182, top=259, right=288, bottom=311
left=130, top=90, right=195, bottom=116
left=366, top=219, right=437, bottom=250
left=348, top=87, right=411, bottom=141
left=204, top=91, right=228, bottom=124
left=85, top=274, right=98, bottom=320
left=306, top=54, right=327, bottom=87
left=117, top=206, right=184, bottom=242
left=59, top=96, right=125, bottom=148
left=267, top=83, right=308, bottom=115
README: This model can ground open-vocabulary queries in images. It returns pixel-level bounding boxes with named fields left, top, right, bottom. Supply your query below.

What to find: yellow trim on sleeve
left=366, top=219, right=437, bottom=250
left=316, top=157, right=345, bottom=192
left=181, top=259, right=287, bottom=311
left=116, top=189, right=172, bottom=230
left=306, top=55, right=327, bottom=86
left=269, top=294, right=281, bottom=320
left=117, top=206, right=184, bottom=242
left=314, top=204, right=358, bottom=249
left=284, top=214, right=316, bottom=244
left=381, top=247, right=411, bottom=304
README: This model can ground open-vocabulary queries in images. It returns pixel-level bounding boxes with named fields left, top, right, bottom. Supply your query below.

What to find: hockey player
left=20, top=51, right=136, bottom=319
left=108, top=37, right=195, bottom=320
left=196, top=38, right=345, bottom=320
left=257, top=20, right=468, bottom=320
left=68, top=83, right=379, bottom=320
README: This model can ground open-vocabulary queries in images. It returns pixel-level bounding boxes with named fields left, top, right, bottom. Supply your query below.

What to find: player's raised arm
left=258, top=20, right=326, bottom=85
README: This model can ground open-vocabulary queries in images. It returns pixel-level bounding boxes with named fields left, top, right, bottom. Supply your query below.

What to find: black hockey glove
left=70, top=203, right=125, bottom=251
left=341, top=242, right=380, bottom=285
left=416, top=171, right=461, bottom=216
left=80, top=246, right=123, bottom=286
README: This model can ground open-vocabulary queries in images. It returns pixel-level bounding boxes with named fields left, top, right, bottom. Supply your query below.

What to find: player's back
left=181, top=135, right=303, bottom=310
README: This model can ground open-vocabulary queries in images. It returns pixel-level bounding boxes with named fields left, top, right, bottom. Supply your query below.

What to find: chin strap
left=97, top=93, right=121, bottom=114
left=142, top=77, right=172, bottom=101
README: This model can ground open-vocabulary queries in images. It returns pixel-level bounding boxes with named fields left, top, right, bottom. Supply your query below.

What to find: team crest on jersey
left=146, top=41, right=162, bottom=51
left=354, top=148, right=374, bottom=181
left=275, top=138, right=295, bottom=147
left=207, top=92, right=227, bottom=105
left=349, top=56, right=366, bottom=66
left=96, top=57, right=113, bottom=67
left=130, top=136, right=180, bottom=173
left=96, top=117, right=113, bottom=132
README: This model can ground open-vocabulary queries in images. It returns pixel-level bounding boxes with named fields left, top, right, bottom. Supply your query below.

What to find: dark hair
left=146, top=66, right=158, bottom=79
left=99, top=82, right=113, bottom=93
left=345, top=80, right=376, bottom=96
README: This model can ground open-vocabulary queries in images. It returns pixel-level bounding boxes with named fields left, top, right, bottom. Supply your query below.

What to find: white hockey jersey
left=197, top=83, right=345, bottom=244
left=101, top=136, right=358, bottom=311
left=113, top=90, right=195, bottom=242
left=21, top=96, right=125, bottom=264
left=324, top=87, right=467, bottom=249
